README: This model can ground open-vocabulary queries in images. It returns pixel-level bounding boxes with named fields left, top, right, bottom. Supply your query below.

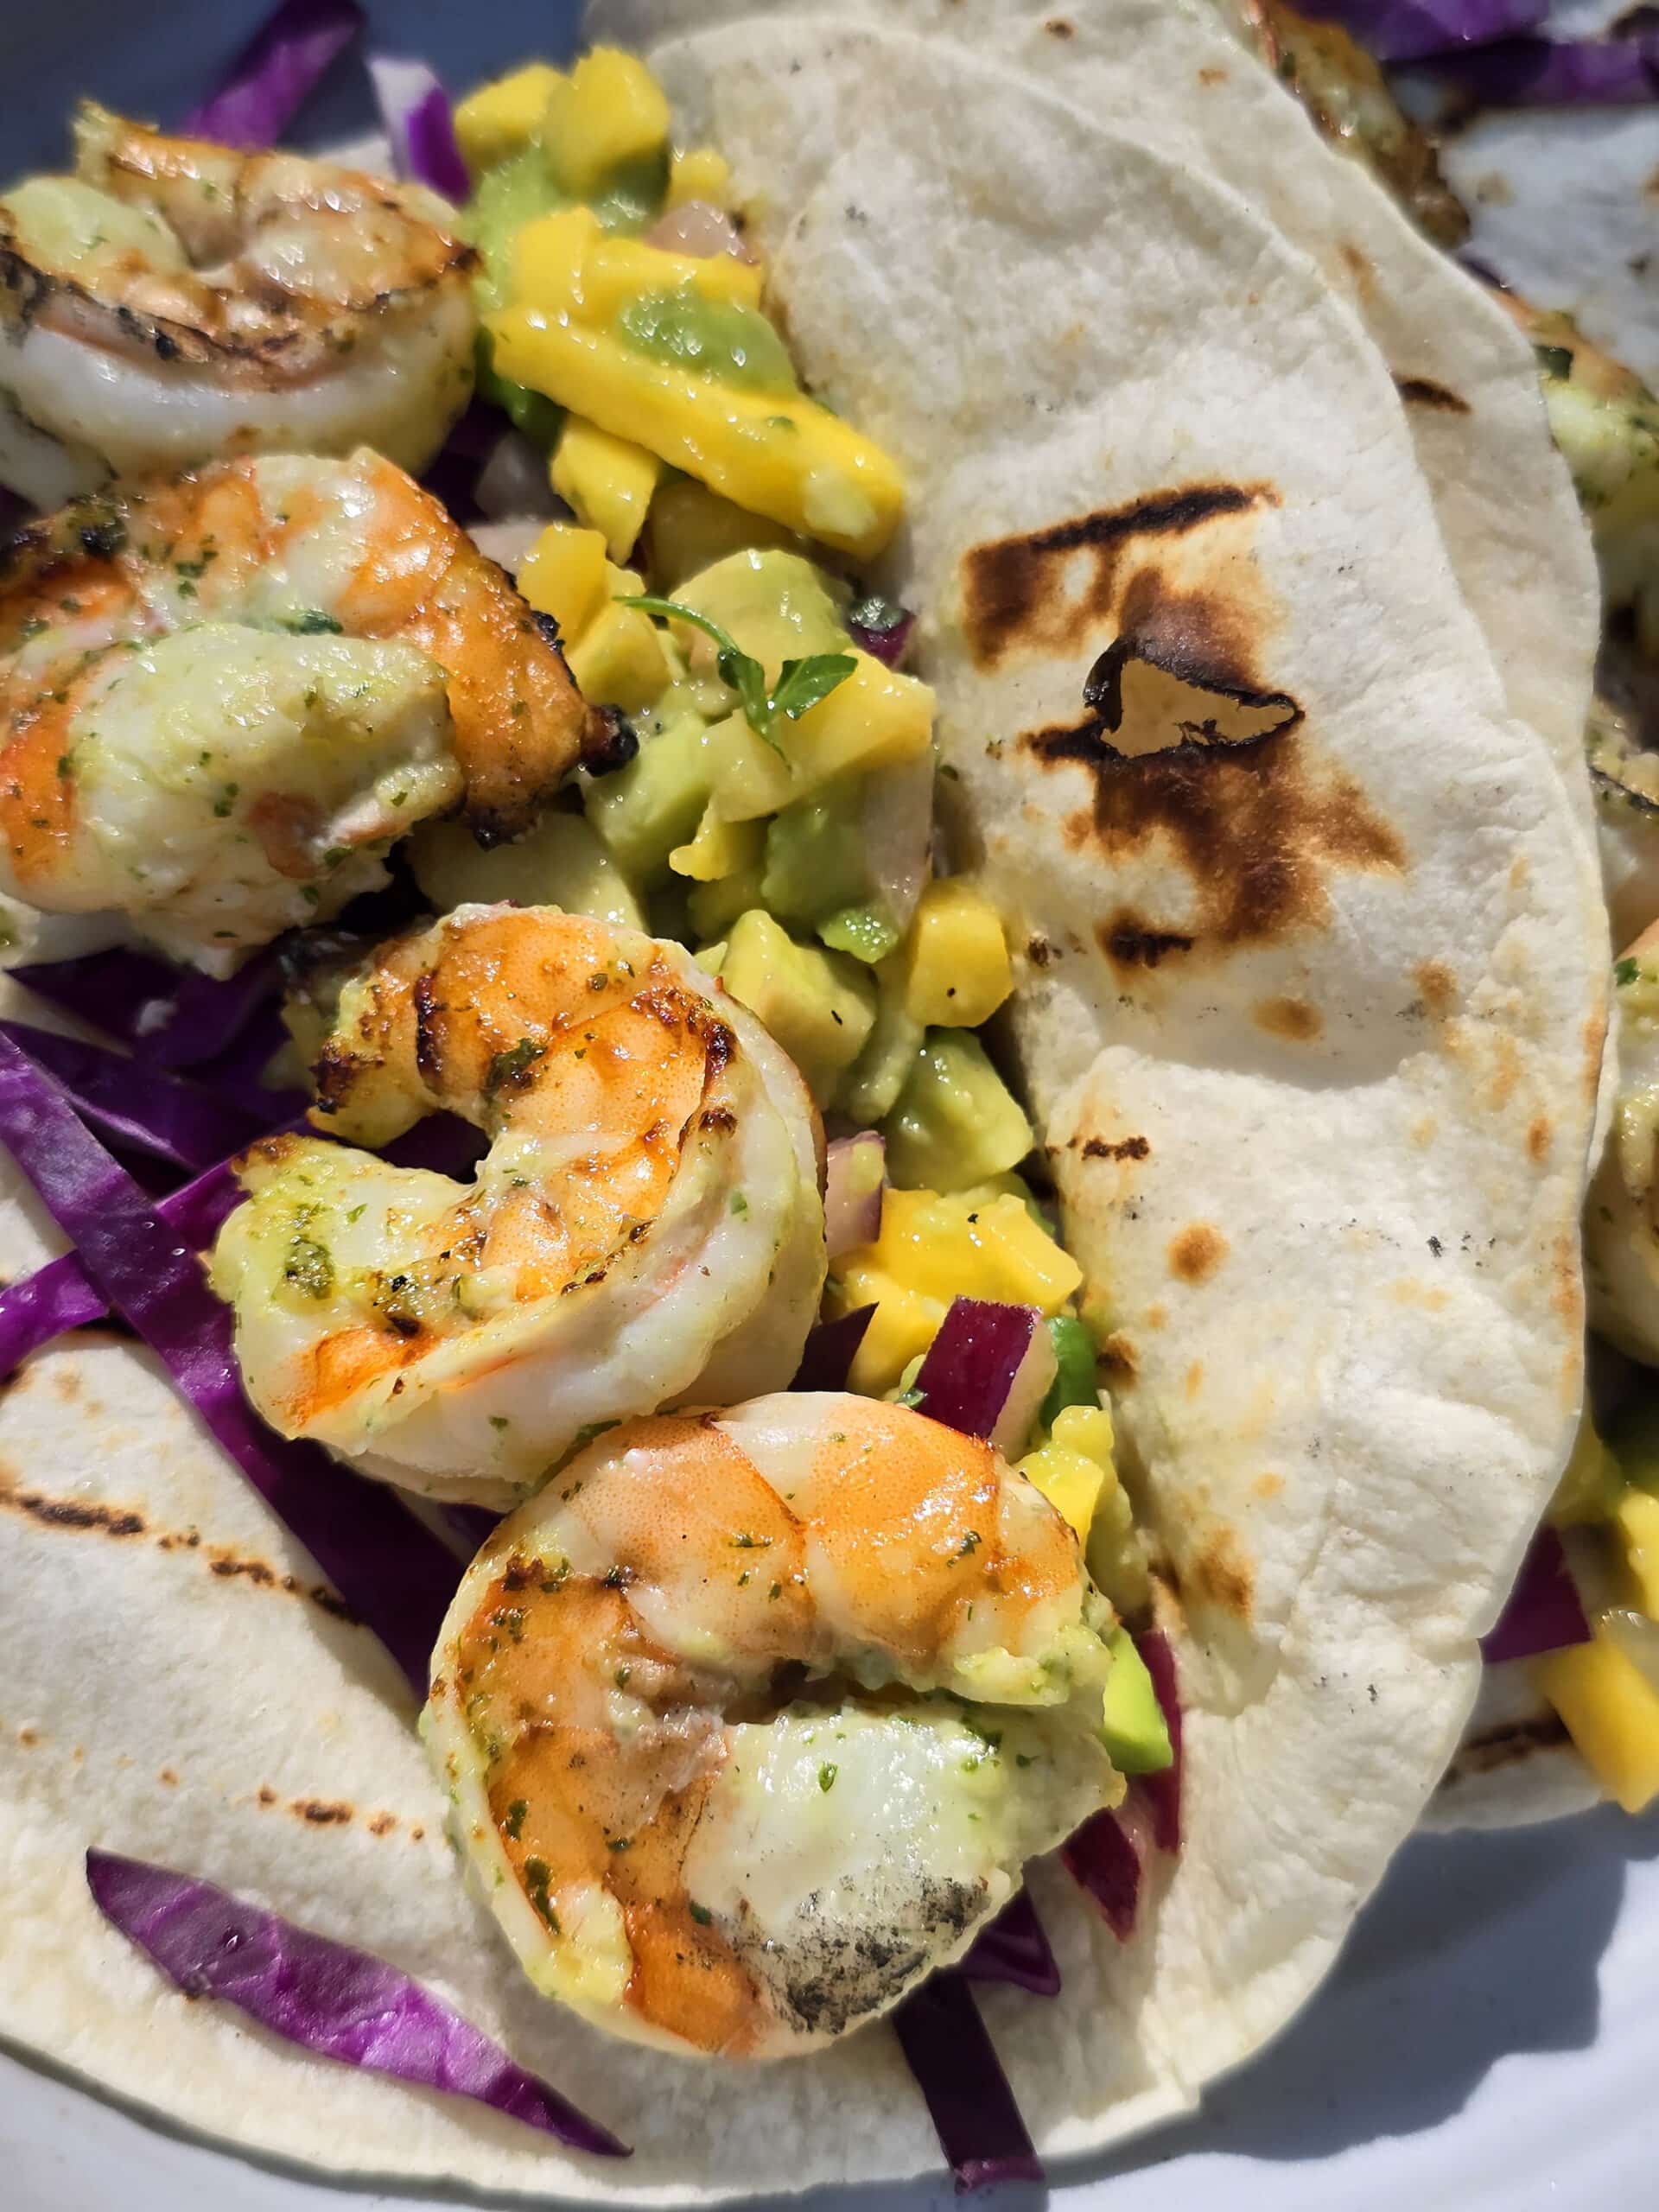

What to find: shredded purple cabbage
left=0, top=1020, right=267, bottom=1173
left=1293, top=0, right=1546, bottom=60
left=86, top=1849, right=626, bottom=2156
left=1060, top=1804, right=1147, bottom=1943
left=15, top=944, right=280, bottom=1071
left=1407, top=30, right=1659, bottom=103
left=1481, top=1525, right=1591, bottom=1662
left=1137, top=1629, right=1183, bottom=1856
left=184, top=0, right=365, bottom=146
left=369, top=55, right=469, bottom=201
left=892, top=1975, right=1043, bottom=2191
left=791, top=1305, right=875, bottom=1390
left=958, top=1891, right=1061, bottom=1998
left=0, top=1033, right=462, bottom=1686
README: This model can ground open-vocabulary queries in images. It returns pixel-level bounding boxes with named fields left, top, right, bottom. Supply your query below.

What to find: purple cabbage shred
left=183, top=0, right=365, bottom=147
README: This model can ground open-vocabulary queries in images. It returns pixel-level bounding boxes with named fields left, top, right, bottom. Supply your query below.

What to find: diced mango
left=789, top=654, right=935, bottom=784
left=551, top=416, right=660, bottom=563
left=542, top=48, right=670, bottom=200
left=486, top=308, right=904, bottom=558
left=834, top=1266, right=944, bottom=1397
left=566, top=601, right=671, bottom=713
left=849, top=1186, right=1082, bottom=1316
left=1018, top=1439, right=1105, bottom=1547
left=516, top=520, right=609, bottom=642
left=1052, top=1401, right=1116, bottom=1468
left=648, top=479, right=795, bottom=591
left=511, top=206, right=601, bottom=315
left=718, top=910, right=875, bottom=1104
left=577, top=234, right=764, bottom=315
left=454, top=63, right=565, bottom=175
left=1535, top=1628, right=1659, bottom=1814
left=667, top=145, right=733, bottom=209
left=670, top=805, right=764, bottom=884
left=1615, top=1486, right=1659, bottom=1618
left=901, top=879, right=1014, bottom=1028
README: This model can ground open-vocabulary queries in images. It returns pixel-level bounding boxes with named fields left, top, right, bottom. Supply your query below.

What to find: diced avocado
left=565, top=600, right=671, bottom=714
left=1099, top=1630, right=1173, bottom=1774
left=688, top=861, right=766, bottom=941
left=836, top=963, right=923, bottom=1124
left=464, top=149, right=569, bottom=447
left=676, top=550, right=849, bottom=678
left=761, top=778, right=870, bottom=923
left=719, top=910, right=875, bottom=1104
left=819, top=905, right=903, bottom=963
left=883, top=1028, right=1033, bottom=1192
left=648, top=478, right=798, bottom=593
left=1039, top=1313, right=1098, bottom=1430
left=1607, top=1402, right=1659, bottom=1503
left=408, top=811, right=643, bottom=930
left=616, top=287, right=798, bottom=395
left=583, top=710, right=711, bottom=881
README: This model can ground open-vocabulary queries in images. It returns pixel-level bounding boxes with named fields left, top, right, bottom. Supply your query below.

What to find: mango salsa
left=517, top=520, right=609, bottom=641
left=565, top=600, right=671, bottom=713
left=667, top=145, right=733, bottom=209
left=1019, top=1435, right=1106, bottom=1547
left=551, top=415, right=661, bottom=561
left=902, top=879, right=1014, bottom=1028
left=542, top=48, right=670, bottom=200
left=454, top=63, right=565, bottom=175
left=486, top=308, right=904, bottom=559
left=1535, top=1628, right=1659, bottom=1814
left=1615, top=1486, right=1659, bottom=1618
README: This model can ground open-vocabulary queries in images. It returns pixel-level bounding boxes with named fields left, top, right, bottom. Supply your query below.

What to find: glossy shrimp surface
left=209, top=905, right=825, bottom=1503
left=0, top=450, right=603, bottom=972
left=0, top=105, right=476, bottom=505
left=425, top=1392, right=1122, bottom=2057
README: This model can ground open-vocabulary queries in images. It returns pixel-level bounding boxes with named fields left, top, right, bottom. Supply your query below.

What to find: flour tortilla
left=0, top=28, right=1608, bottom=2200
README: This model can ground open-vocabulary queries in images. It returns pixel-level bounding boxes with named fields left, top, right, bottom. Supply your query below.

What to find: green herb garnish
left=1616, top=956, right=1640, bottom=988
left=626, top=594, right=855, bottom=757
left=279, top=608, right=344, bottom=635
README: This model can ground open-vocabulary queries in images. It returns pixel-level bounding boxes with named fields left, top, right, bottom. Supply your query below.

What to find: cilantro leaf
left=1616, top=956, right=1640, bottom=988
left=626, top=594, right=855, bottom=757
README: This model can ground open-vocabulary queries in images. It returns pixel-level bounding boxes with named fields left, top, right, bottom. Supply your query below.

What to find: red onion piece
left=791, top=1305, right=875, bottom=1390
left=1136, top=1629, right=1184, bottom=1855
left=890, top=1975, right=1043, bottom=2190
left=913, top=1298, right=1057, bottom=1459
left=859, top=755, right=933, bottom=938
left=824, top=1132, right=885, bottom=1257
left=474, top=429, right=559, bottom=524
left=367, top=55, right=468, bottom=202
left=1481, top=1525, right=1592, bottom=1663
left=86, top=1851, right=626, bottom=2157
left=958, top=1890, right=1061, bottom=1997
left=1062, top=1791, right=1157, bottom=1942
left=183, top=0, right=364, bottom=147
left=1294, top=0, right=1545, bottom=60
left=644, top=200, right=752, bottom=261
left=1405, top=29, right=1659, bottom=104
left=847, top=596, right=916, bottom=668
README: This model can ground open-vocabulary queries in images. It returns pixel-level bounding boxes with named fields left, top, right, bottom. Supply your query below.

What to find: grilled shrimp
left=425, top=1393, right=1121, bottom=2056
left=0, top=449, right=606, bottom=973
left=1216, top=0, right=1469, bottom=246
left=0, top=105, right=476, bottom=506
left=1587, top=922, right=1659, bottom=1364
left=209, top=905, right=825, bottom=1504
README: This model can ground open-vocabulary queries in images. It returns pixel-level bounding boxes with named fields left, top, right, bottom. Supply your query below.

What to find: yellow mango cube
left=551, top=416, right=661, bottom=563
left=542, top=48, right=671, bottom=200
left=696, top=711, right=794, bottom=823
left=787, top=654, right=936, bottom=785
left=516, top=521, right=609, bottom=643
left=670, top=806, right=764, bottom=885
left=1018, top=1440, right=1104, bottom=1546
left=1052, top=1402, right=1116, bottom=1470
left=566, top=601, right=671, bottom=713
left=577, top=235, right=764, bottom=315
left=1535, top=1628, right=1659, bottom=1814
left=485, top=308, right=904, bottom=558
left=834, top=1266, right=944, bottom=1396
left=863, top=1188, right=1082, bottom=1315
left=454, top=63, right=565, bottom=175
left=902, top=879, right=1014, bottom=1028
left=667, top=145, right=734, bottom=209
left=1616, top=1486, right=1659, bottom=1618
left=510, top=207, right=602, bottom=317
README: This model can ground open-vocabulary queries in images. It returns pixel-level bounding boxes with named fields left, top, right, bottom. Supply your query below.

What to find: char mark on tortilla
left=1394, top=376, right=1471, bottom=415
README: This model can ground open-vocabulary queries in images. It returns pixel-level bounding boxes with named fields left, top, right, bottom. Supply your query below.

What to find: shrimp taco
left=0, top=2, right=1611, bottom=2199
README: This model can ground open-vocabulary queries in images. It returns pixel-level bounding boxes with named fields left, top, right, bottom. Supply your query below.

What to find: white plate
left=2, top=3, right=1655, bottom=2206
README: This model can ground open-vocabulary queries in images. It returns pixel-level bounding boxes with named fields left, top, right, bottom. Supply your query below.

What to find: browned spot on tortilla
left=1145, top=1303, right=1168, bottom=1332
left=1045, top=13, right=1074, bottom=31
left=1340, top=241, right=1376, bottom=302
left=1099, top=1332, right=1137, bottom=1382
left=1487, top=1032, right=1522, bottom=1111
left=1191, top=1526, right=1253, bottom=1619
left=1586, top=1010, right=1609, bottom=1103
left=1553, top=1230, right=1585, bottom=1332
left=1255, top=995, right=1323, bottom=1042
left=962, top=482, right=1276, bottom=670
left=1082, top=1133, right=1150, bottom=1161
left=1391, top=1279, right=1449, bottom=1312
left=51, top=1369, right=80, bottom=1402
left=1414, top=960, right=1457, bottom=1019
left=159, top=1768, right=178, bottom=1785
left=1169, top=1223, right=1228, bottom=1284
left=293, top=1798, right=353, bottom=1826
left=6, top=1490, right=145, bottom=1537
left=17, top=1725, right=38, bottom=1746
left=1253, top=1473, right=1284, bottom=1501
left=1394, top=376, right=1471, bottom=414
left=1410, top=1114, right=1436, bottom=1147
left=368, top=1812, right=398, bottom=1837
left=1099, top=918, right=1195, bottom=969
left=1198, top=63, right=1228, bottom=83
left=1185, top=1361, right=1204, bottom=1401
left=1528, top=1115, right=1552, bottom=1163
left=1027, top=934, right=1055, bottom=968
left=1448, top=1712, right=1569, bottom=1777
left=257, top=1785, right=278, bottom=1807
left=1509, top=852, right=1530, bottom=892
left=409, top=1825, right=426, bottom=1842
